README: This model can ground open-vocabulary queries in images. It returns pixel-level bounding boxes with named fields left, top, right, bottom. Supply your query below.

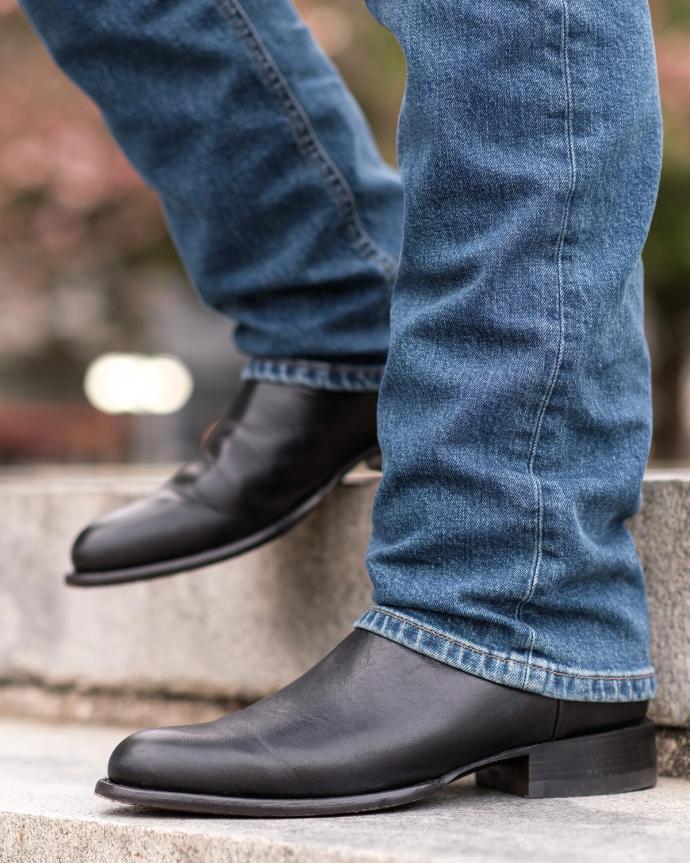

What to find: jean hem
left=355, top=606, right=656, bottom=703
left=242, top=358, right=384, bottom=392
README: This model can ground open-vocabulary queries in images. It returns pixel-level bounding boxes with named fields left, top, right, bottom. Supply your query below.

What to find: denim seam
left=215, top=0, right=398, bottom=286
left=515, top=0, right=576, bottom=688
left=246, top=358, right=386, bottom=374
left=364, top=606, right=655, bottom=682
left=242, top=358, right=384, bottom=391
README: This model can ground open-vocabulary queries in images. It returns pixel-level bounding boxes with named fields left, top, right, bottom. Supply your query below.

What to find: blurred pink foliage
left=0, top=5, right=163, bottom=306
left=0, top=0, right=402, bottom=365
left=657, top=37, right=690, bottom=156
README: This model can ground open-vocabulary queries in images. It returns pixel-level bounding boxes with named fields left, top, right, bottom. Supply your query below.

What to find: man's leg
left=97, top=0, right=662, bottom=814
left=357, top=0, right=661, bottom=702
left=20, top=0, right=402, bottom=373
left=19, top=0, right=403, bottom=585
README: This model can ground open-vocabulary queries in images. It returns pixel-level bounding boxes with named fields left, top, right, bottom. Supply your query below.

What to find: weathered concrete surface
left=0, top=681, right=240, bottom=727
left=632, top=471, right=690, bottom=728
left=1, top=719, right=689, bottom=863
left=0, top=469, right=375, bottom=706
left=657, top=728, right=690, bottom=779
left=0, top=468, right=688, bottom=733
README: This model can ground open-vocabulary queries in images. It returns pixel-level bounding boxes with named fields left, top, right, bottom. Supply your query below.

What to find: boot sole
left=94, top=719, right=656, bottom=817
left=65, top=446, right=381, bottom=587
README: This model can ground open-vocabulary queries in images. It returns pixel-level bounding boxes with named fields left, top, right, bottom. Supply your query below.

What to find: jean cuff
left=355, top=605, right=656, bottom=703
left=242, top=358, right=385, bottom=392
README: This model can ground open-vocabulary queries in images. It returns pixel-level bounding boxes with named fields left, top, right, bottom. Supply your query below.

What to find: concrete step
left=2, top=718, right=689, bottom=863
left=0, top=466, right=376, bottom=719
left=0, top=468, right=688, bottom=772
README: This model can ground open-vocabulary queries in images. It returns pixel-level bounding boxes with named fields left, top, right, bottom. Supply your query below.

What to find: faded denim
left=20, top=0, right=402, bottom=390
left=21, top=0, right=662, bottom=701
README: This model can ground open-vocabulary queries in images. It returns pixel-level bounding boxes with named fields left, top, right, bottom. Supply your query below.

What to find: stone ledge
left=0, top=470, right=376, bottom=707
left=0, top=469, right=688, bottom=730
left=0, top=680, right=242, bottom=729
left=657, top=727, right=690, bottom=779
left=2, top=719, right=689, bottom=863
left=631, top=471, right=690, bottom=728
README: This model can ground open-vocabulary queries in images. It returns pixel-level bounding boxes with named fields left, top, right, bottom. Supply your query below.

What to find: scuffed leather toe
left=71, top=490, right=228, bottom=573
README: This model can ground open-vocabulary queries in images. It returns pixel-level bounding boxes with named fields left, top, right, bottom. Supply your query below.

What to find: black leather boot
left=96, top=630, right=656, bottom=816
left=67, top=381, right=379, bottom=586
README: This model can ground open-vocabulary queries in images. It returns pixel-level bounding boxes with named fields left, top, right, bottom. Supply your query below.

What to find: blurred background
left=0, top=0, right=688, bottom=466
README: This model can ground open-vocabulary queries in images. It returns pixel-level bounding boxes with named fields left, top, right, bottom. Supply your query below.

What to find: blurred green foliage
left=665, top=0, right=690, bottom=27
left=645, top=1, right=690, bottom=457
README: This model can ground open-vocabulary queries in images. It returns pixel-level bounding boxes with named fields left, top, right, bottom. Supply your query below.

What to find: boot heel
left=476, top=719, right=657, bottom=799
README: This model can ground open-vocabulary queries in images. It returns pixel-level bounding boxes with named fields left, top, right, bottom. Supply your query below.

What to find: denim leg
left=19, top=0, right=403, bottom=391
left=356, top=0, right=662, bottom=701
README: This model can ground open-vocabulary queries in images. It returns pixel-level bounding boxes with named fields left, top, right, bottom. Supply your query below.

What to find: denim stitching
left=215, top=0, right=398, bottom=285
left=365, top=607, right=655, bottom=682
left=246, top=358, right=386, bottom=374
left=515, top=0, right=576, bottom=686
left=242, top=359, right=384, bottom=391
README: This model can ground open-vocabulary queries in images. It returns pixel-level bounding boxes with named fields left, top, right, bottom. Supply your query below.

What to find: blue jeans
left=21, top=0, right=662, bottom=701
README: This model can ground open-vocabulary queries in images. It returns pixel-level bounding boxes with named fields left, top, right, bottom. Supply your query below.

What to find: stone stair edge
left=2, top=718, right=690, bottom=863
left=0, top=464, right=381, bottom=492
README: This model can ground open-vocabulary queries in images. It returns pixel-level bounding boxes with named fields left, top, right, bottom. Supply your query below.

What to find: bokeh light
left=84, top=353, right=193, bottom=416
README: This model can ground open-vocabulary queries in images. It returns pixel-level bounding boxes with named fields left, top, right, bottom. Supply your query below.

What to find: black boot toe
left=67, top=381, right=379, bottom=586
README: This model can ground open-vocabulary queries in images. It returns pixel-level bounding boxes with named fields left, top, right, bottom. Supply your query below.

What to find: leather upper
left=71, top=381, right=378, bottom=572
left=107, top=629, right=647, bottom=798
